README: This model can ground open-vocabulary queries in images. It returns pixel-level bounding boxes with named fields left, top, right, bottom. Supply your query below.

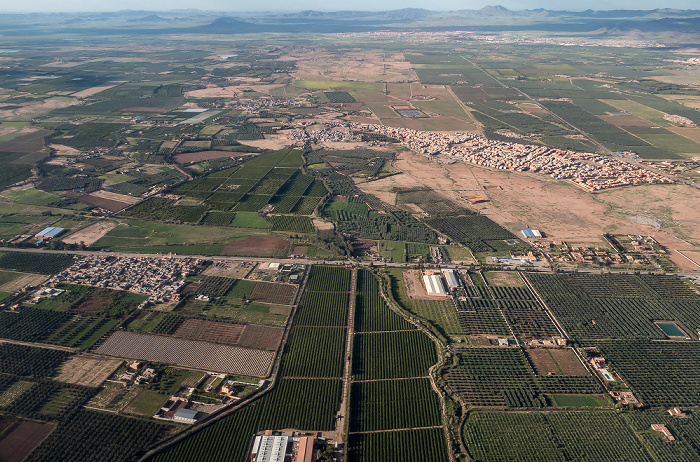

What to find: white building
left=423, top=273, right=448, bottom=296
left=441, top=269, right=460, bottom=289
left=251, top=435, right=288, bottom=462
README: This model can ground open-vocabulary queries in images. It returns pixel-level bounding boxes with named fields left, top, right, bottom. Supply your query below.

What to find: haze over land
left=0, top=6, right=700, bottom=462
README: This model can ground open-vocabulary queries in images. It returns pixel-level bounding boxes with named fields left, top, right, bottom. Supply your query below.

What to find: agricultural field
left=305, top=265, right=352, bottom=292
left=596, top=340, right=700, bottom=407
left=350, top=378, right=442, bottom=432
left=172, top=319, right=245, bottom=345
left=279, top=326, right=345, bottom=378
left=0, top=421, right=56, bottom=462
left=26, top=410, right=176, bottom=462
left=0, top=306, right=73, bottom=343
left=426, top=215, right=518, bottom=253
left=248, top=281, right=296, bottom=305
left=257, top=378, right=342, bottom=431
left=94, top=331, right=274, bottom=377
left=54, top=356, right=123, bottom=387
left=348, top=428, right=448, bottom=462
left=352, top=331, right=437, bottom=380
left=294, top=291, right=349, bottom=326
left=526, top=273, right=700, bottom=340
left=0, top=344, right=71, bottom=378
left=355, top=269, right=413, bottom=332
left=0, top=253, right=75, bottom=275
left=443, top=347, right=603, bottom=408
left=463, top=411, right=652, bottom=462
left=385, top=268, right=462, bottom=337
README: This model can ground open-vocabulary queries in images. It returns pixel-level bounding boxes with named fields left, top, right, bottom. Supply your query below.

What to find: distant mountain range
left=2, top=6, right=699, bottom=37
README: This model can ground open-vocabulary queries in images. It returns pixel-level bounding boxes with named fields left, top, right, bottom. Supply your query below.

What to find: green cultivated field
left=464, top=411, right=652, bottom=462
left=350, top=378, right=442, bottom=432
left=352, top=331, right=437, bottom=380
left=355, top=269, right=413, bottom=332
left=279, top=326, right=345, bottom=378
left=348, top=428, right=448, bottom=462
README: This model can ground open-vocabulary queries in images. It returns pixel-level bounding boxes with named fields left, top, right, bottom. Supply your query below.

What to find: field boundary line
left=349, top=425, right=443, bottom=434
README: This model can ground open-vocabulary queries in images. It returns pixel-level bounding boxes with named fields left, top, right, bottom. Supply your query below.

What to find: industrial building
left=250, top=434, right=288, bottom=462
left=522, top=229, right=542, bottom=239
left=35, top=227, right=65, bottom=240
left=441, top=269, right=461, bottom=289
left=423, top=273, right=448, bottom=296
left=173, top=408, right=198, bottom=424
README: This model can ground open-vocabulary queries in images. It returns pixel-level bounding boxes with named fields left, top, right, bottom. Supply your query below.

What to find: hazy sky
left=3, top=0, right=699, bottom=13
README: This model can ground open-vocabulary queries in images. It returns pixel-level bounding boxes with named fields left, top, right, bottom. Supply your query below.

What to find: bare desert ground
left=358, top=150, right=700, bottom=255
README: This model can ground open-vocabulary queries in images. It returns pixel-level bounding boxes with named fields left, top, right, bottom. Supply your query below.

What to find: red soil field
left=0, top=421, right=55, bottom=462
left=221, top=236, right=290, bottom=257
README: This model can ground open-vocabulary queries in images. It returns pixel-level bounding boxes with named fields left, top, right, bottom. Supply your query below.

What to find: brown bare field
left=526, top=349, right=559, bottom=375
left=0, top=97, right=75, bottom=120
left=291, top=246, right=308, bottom=256
left=0, top=421, right=55, bottom=462
left=600, top=114, right=655, bottom=127
left=668, top=127, right=700, bottom=143
left=63, top=221, right=117, bottom=246
left=285, top=50, right=416, bottom=83
left=237, top=324, right=285, bottom=351
left=483, top=271, right=525, bottom=287
left=0, top=130, right=51, bottom=155
left=403, top=269, right=448, bottom=300
left=47, top=144, right=82, bottom=157
left=347, top=116, right=381, bottom=124
left=549, top=349, right=587, bottom=376
left=677, top=250, right=700, bottom=271
left=75, top=291, right=114, bottom=313
left=222, top=236, right=290, bottom=257
left=598, top=183, right=700, bottom=245
left=202, top=262, right=251, bottom=279
left=72, top=82, right=122, bottom=98
left=236, top=134, right=292, bottom=151
left=313, top=219, right=334, bottom=231
left=358, top=150, right=700, bottom=250
left=0, top=272, right=46, bottom=292
left=91, top=189, right=141, bottom=205
left=173, top=150, right=248, bottom=164
left=185, top=86, right=241, bottom=98
left=250, top=282, right=296, bottom=305
left=75, top=193, right=131, bottom=212
left=55, top=356, right=123, bottom=387
left=95, top=331, right=274, bottom=376
left=174, top=319, right=245, bottom=345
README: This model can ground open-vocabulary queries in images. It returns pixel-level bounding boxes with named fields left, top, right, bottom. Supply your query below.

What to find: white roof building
left=251, top=435, right=288, bottom=462
left=441, top=269, right=460, bottom=288
left=423, top=274, right=448, bottom=296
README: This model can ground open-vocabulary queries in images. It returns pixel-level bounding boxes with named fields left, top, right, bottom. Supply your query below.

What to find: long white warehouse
left=423, top=274, right=448, bottom=296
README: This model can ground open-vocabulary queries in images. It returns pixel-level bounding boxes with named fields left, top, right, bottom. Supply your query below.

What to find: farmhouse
left=423, top=273, right=448, bottom=296
left=651, top=424, right=675, bottom=441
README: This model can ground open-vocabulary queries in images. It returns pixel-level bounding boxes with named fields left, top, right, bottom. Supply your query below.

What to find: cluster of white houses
left=352, top=123, right=673, bottom=191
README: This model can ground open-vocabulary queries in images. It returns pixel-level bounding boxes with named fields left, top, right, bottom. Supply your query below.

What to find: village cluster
left=352, top=123, right=673, bottom=191
left=48, top=255, right=201, bottom=304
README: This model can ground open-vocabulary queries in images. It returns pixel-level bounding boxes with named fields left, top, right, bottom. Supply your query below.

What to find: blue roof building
left=35, top=227, right=65, bottom=239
